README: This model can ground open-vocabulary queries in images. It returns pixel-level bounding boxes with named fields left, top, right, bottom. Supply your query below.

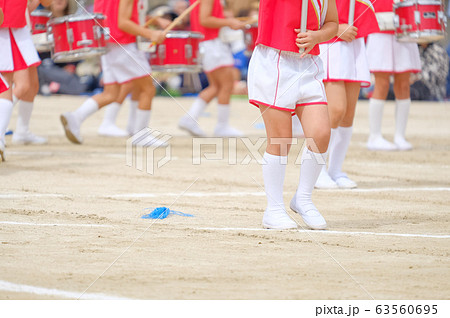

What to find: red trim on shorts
left=204, top=64, right=235, bottom=74
left=273, top=51, right=281, bottom=106
left=250, top=99, right=327, bottom=112
left=103, top=74, right=150, bottom=86
left=370, top=69, right=421, bottom=74
left=312, top=57, right=327, bottom=98
left=323, top=78, right=371, bottom=88
left=0, top=30, right=41, bottom=73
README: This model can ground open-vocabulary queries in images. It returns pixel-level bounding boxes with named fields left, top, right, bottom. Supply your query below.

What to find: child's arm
left=199, top=0, right=246, bottom=30
left=337, top=24, right=358, bottom=42
left=118, top=0, right=165, bottom=44
left=295, top=0, right=339, bottom=57
left=39, top=0, right=52, bottom=7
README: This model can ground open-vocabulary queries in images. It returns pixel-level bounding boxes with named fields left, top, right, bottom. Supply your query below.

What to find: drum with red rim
left=394, top=0, right=447, bottom=43
left=30, top=10, right=52, bottom=52
left=139, top=31, right=204, bottom=73
left=48, top=14, right=109, bottom=63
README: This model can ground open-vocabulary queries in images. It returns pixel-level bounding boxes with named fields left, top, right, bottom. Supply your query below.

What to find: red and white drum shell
left=244, top=24, right=258, bottom=54
left=48, top=14, right=109, bottom=63
left=30, top=10, right=52, bottom=52
left=141, top=31, right=204, bottom=73
left=394, top=0, right=447, bottom=43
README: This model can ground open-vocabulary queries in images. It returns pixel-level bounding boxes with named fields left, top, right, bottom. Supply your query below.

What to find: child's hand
left=295, top=29, right=321, bottom=57
left=228, top=18, right=247, bottom=30
left=337, top=24, right=358, bottom=42
left=144, top=29, right=166, bottom=44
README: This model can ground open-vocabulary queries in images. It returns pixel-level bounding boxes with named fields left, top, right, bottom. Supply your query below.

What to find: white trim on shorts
left=248, top=45, right=327, bottom=114
left=319, top=38, right=371, bottom=87
left=366, top=33, right=421, bottom=74
left=0, top=27, right=41, bottom=72
left=101, top=43, right=152, bottom=85
left=200, top=38, right=234, bottom=73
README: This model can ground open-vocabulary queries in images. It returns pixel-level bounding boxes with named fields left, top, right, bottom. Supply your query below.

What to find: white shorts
left=0, top=74, right=9, bottom=93
left=319, top=38, right=371, bottom=87
left=0, top=27, right=41, bottom=72
left=366, top=33, right=421, bottom=73
left=248, top=45, right=327, bottom=113
left=200, top=38, right=234, bottom=73
left=101, top=43, right=151, bottom=85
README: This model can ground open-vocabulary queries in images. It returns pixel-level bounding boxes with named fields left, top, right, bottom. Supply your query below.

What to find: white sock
left=187, top=97, right=207, bottom=120
left=368, top=98, right=385, bottom=139
left=135, top=109, right=151, bottom=133
left=0, top=99, right=14, bottom=141
left=216, top=104, right=230, bottom=128
left=73, top=98, right=99, bottom=123
left=262, top=152, right=287, bottom=212
left=395, top=98, right=410, bottom=140
left=127, top=99, right=138, bottom=135
left=101, top=102, right=121, bottom=126
left=296, top=148, right=328, bottom=210
left=15, top=100, right=34, bottom=135
left=328, top=126, right=353, bottom=179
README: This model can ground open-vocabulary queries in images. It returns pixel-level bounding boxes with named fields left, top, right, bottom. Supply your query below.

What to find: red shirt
left=327, top=0, right=379, bottom=43
left=190, top=0, right=224, bottom=41
left=94, top=0, right=139, bottom=44
left=0, top=0, right=27, bottom=28
left=257, top=0, right=326, bottom=55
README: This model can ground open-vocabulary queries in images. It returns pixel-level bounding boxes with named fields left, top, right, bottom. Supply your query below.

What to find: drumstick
left=162, top=0, right=200, bottom=34
left=243, top=16, right=258, bottom=26
left=148, top=0, right=200, bottom=48
left=299, top=0, right=308, bottom=54
left=144, top=15, right=161, bottom=28
left=348, top=0, right=356, bottom=25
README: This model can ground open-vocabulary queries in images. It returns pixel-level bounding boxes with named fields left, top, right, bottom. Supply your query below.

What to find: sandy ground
left=0, top=95, right=449, bottom=300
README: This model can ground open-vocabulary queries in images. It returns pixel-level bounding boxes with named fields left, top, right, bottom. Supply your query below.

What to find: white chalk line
left=196, top=227, right=450, bottom=239
left=0, top=280, right=132, bottom=300
left=2, top=187, right=448, bottom=200
left=0, top=221, right=112, bottom=228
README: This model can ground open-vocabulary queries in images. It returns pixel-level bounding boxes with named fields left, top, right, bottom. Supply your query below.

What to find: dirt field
left=0, top=95, right=449, bottom=300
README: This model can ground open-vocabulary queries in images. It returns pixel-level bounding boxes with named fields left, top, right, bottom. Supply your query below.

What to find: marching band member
left=0, top=0, right=51, bottom=161
left=60, top=0, right=166, bottom=145
left=366, top=0, right=421, bottom=151
left=315, top=0, right=379, bottom=189
left=177, top=0, right=247, bottom=137
left=248, top=0, right=338, bottom=229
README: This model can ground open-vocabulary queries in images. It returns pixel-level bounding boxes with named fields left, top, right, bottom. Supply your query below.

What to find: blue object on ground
left=141, top=207, right=194, bottom=219
left=5, top=130, right=13, bottom=136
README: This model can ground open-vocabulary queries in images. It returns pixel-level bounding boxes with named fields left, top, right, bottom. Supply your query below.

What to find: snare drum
left=30, top=10, right=52, bottom=52
left=394, top=0, right=447, bottom=43
left=48, top=14, right=109, bottom=63
left=140, top=31, right=204, bottom=73
left=244, top=24, right=258, bottom=54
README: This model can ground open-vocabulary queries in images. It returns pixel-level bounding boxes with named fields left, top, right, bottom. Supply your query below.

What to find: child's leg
left=12, top=67, right=47, bottom=144
left=0, top=73, right=13, bottom=160
left=259, top=105, right=297, bottom=230
left=60, top=83, right=120, bottom=144
left=368, top=72, right=397, bottom=151
left=328, top=82, right=360, bottom=188
left=292, top=104, right=330, bottom=230
left=208, top=66, right=242, bottom=137
left=99, top=82, right=133, bottom=137
left=127, top=86, right=140, bottom=135
left=393, top=72, right=412, bottom=150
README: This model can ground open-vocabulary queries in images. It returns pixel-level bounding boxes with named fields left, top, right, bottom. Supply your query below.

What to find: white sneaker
left=0, top=140, right=5, bottom=162
left=12, top=131, right=48, bottom=145
left=60, top=113, right=82, bottom=144
left=178, top=115, right=206, bottom=137
left=315, top=168, right=338, bottom=189
left=98, top=123, right=128, bottom=137
left=334, top=175, right=357, bottom=189
left=367, top=135, right=398, bottom=151
left=394, top=136, right=412, bottom=151
left=290, top=198, right=327, bottom=230
left=214, top=125, right=243, bottom=137
left=262, top=209, right=298, bottom=230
